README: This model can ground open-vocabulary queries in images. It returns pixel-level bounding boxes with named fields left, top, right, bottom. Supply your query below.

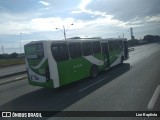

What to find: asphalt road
left=0, top=43, right=160, bottom=120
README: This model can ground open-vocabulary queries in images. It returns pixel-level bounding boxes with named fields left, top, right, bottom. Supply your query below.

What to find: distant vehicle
left=24, top=38, right=128, bottom=88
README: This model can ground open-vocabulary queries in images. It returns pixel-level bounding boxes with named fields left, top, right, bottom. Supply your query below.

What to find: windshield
left=25, top=43, right=44, bottom=59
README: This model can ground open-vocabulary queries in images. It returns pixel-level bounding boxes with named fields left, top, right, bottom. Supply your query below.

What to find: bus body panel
left=24, top=38, right=128, bottom=88
left=45, top=41, right=60, bottom=88
left=93, top=53, right=106, bottom=71
left=57, top=57, right=92, bottom=86
left=25, top=42, right=54, bottom=88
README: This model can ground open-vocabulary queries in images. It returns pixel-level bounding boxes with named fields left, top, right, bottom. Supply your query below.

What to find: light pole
left=19, top=33, right=22, bottom=54
left=56, top=24, right=73, bottom=40
left=122, top=33, right=124, bottom=38
left=2, top=45, right=4, bottom=54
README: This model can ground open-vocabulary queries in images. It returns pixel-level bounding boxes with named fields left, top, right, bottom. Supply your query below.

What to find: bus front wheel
left=90, top=66, right=98, bottom=78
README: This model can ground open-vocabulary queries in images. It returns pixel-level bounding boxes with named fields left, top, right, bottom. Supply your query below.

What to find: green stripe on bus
left=57, top=57, right=92, bottom=86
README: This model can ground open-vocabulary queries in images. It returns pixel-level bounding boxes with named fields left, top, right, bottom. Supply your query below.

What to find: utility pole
left=2, top=45, right=4, bottom=54
left=63, top=25, right=66, bottom=40
left=122, top=33, right=124, bottom=38
left=19, top=33, right=22, bottom=54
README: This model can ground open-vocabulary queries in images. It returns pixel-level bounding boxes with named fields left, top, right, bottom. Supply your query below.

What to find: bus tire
left=121, top=56, right=124, bottom=65
left=90, top=65, right=98, bottom=78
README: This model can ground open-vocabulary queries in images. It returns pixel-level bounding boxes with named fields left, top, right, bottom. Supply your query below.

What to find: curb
left=0, top=71, right=26, bottom=79
left=0, top=76, right=28, bottom=86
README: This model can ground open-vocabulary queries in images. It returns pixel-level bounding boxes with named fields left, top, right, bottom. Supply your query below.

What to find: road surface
left=0, top=64, right=26, bottom=77
left=0, top=43, right=160, bottom=120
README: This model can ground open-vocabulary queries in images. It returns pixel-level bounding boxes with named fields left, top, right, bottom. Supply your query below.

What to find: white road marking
left=147, top=85, right=160, bottom=110
left=15, top=77, right=23, bottom=80
left=78, top=76, right=109, bottom=93
left=15, top=76, right=26, bottom=80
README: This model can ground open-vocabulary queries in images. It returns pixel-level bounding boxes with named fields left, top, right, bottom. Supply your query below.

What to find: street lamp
left=122, top=33, right=124, bottom=38
left=56, top=24, right=73, bottom=40
left=19, top=33, right=22, bottom=54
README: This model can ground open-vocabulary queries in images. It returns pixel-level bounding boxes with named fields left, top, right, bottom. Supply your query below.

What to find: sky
left=0, top=0, right=160, bottom=53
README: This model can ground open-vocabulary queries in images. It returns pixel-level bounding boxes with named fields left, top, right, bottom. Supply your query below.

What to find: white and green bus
left=24, top=38, right=128, bottom=88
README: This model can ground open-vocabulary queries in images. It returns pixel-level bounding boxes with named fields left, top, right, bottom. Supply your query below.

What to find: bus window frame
left=92, top=41, right=101, bottom=54
left=68, top=42, right=83, bottom=59
left=82, top=42, right=93, bottom=56
left=51, top=43, right=70, bottom=62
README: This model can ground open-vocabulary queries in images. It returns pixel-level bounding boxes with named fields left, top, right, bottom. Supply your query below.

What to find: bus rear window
left=25, top=43, right=44, bottom=59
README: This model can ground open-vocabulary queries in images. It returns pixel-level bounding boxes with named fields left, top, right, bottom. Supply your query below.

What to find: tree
left=10, top=52, right=18, bottom=58
left=144, top=35, right=160, bottom=43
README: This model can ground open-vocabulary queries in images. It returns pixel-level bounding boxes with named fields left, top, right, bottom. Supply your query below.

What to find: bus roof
left=24, top=38, right=127, bottom=46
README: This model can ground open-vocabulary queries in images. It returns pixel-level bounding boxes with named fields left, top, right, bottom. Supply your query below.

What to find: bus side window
left=92, top=41, right=101, bottom=54
left=108, top=41, right=113, bottom=51
left=51, top=43, right=69, bottom=62
left=115, top=40, right=122, bottom=50
left=69, top=42, right=82, bottom=59
left=82, top=42, right=93, bottom=56
left=101, top=43, right=108, bottom=54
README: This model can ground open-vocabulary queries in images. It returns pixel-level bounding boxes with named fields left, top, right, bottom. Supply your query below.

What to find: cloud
left=72, top=0, right=107, bottom=17
left=71, top=0, right=117, bottom=21
left=39, top=1, right=50, bottom=6
left=86, top=0, right=160, bottom=21
left=71, top=0, right=132, bottom=30
left=1, top=0, right=160, bottom=54
left=0, top=16, right=129, bottom=36
left=71, top=0, right=160, bottom=38
left=0, top=17, right=75, bottom=35
left=78, top=0, right=92, bottom=10
left=0, top=6, right=159, bottom=38
left=145, top=15, right=160, bottom=22
left=0, top=21, right=32, bottom=35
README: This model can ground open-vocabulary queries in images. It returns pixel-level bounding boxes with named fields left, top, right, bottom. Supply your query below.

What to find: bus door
left=101, top=42, right=110, bottom=69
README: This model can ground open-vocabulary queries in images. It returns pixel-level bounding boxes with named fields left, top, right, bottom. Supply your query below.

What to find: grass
left=0, top=59, right=25, bottom=67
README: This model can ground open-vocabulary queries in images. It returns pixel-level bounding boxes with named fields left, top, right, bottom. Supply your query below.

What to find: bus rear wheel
left=90, top=66, right=98, bottom=78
